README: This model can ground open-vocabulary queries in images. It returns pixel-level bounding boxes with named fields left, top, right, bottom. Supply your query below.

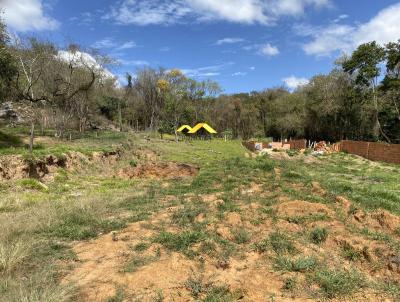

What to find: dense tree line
left=0, top=19, right=399, bottom=145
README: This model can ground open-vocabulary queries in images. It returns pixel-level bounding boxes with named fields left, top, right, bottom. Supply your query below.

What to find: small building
left=188, top=123, right=217, bottom=139
left=177, top=125, right=193, bottom=135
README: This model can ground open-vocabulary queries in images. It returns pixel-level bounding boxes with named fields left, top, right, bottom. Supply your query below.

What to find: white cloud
left=283, top=75, right=309, bottom=90
left=159, top=46, right=171, bottom=52
left=118, top=59, right=149, bottom=66
left=181, top=62, right=233, bottom=77
left=232, top=72, right=247, bottom=76
left=57, top=50, right=115, bottom=79
left=1, top=0, right=59, bottom=32
left=92, top=38, right=137, bottom=50
left=301, top=3, right=400, bottom=56
left=333, top=14, right=348, bottom=23
left=249, top=66, right=256, bottom=70
left=215, top=37, right=244, bottom=45
left=118, top=41, right=137, bottom=49
left=260, top=43, right=280, bottom=56
left=92, top=38, right=116, bottom=49
left=106, top=0, right=331, bottom=26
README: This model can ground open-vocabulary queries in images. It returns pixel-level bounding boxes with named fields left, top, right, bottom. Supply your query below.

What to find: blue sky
left=2, top=0, right=400, bottom=93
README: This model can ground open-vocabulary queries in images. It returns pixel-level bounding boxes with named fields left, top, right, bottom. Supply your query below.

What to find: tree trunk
left=29, top=122, right=34, bottom=155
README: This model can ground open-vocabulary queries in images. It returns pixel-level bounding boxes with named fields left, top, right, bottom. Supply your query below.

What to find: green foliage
left=123, top=255, right=157, bottom=273
left=312, top=268, right=365, bottom=298
left=274, top=256, right=317, bottom=272
left=341, top=243, right=362, bottom=261
left=269, top=232, right=296, bottom=254
left=231, top=228, right=251, bottom=244
left=154, top=231, right=205, bottom=256
left=309, top=227, right=328, bottom=244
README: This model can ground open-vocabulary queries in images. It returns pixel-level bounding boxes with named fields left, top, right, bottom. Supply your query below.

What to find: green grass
left=231, top=227, right=251, bottom=244
left=1, top=129, right=400, bottom=301
left=312, top=268, right=365, bottom=298
left=154, top=231, right=205, bottom=257
left=274, top=256, right=317, bottom=272
left=123, top=255, right=158, bottom=273
left=309, top=227, right=328, bottom=244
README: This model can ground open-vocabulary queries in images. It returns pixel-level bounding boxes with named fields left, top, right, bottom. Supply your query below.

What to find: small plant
left=232, top=228, right=251, bottom=244
left=309, top=227, right=328, bottom=244
left=312, top=268, right=365, bottom=298
left=341, top=243, right=362, bottom=261
left=0, top=238, right=32, bottom=273
left=154, top=231, right=205, bottom=256
left=269, top=232, right=296, bottom=254
left=282, top=277, right=297, bottom=291
left=129, top=159, right=137, bottom=167
left=286, top=149, right=299, bottom=157
left=18, top=179, right=48, bottom=192
left=133, top=242, right=150, bottom=252
left=274, top=256, right=317, bottom=272
left=123, top=255, right=157, bottom=273
left=185, top=274, right=210, bottom=299
left=107, top=288, right=125, bottom=302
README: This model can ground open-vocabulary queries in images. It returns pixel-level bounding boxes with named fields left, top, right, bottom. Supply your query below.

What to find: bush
left=269, top=232, right=296, bottom=254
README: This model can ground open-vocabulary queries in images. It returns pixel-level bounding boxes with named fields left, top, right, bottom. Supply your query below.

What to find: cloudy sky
left=1, top=0, right=400, bottom=93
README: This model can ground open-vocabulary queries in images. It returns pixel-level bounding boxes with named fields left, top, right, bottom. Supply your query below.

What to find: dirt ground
left=63, top=179, right=400, bottom=302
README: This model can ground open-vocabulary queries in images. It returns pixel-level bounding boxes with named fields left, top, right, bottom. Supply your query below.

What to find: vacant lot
left=0, top=129, right=400, bottom=302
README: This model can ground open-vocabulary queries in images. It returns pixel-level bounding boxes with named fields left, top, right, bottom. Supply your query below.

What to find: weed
left=274, top=256, right=317, bottom=272
left=152, top=290, right=164, bottom=302
left=123, top=255, right=157, bottom=273
left=172, top=204, right=205, bottom=227
left=0, top=238, right=32, bottom=273
left=154, top=231, right=205, bottom=256
left=133, top=242, right=150, bottom=253
left=129, top=160, right=137, bottom=167
left=185, top=274, right=210, bottom=299
left=341, top=243, right=362, bottom=261
left=309, top=227, right=328, bottom=244
left=201, top=285, right=240, bottom=302
left=269, top=232, right=296, bottom=254
left=107, top=288, right=125, bottom=302
left=18, top=179, right=48, bottom=192
left=312, top=268, right=365, bottom=298
left=231, top=228, right=251, bottom=244
left=282, top=277, right=297, bottom=291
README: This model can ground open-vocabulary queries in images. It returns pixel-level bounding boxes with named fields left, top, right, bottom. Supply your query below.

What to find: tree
left=0, top=19, right=17, bottom=102
left=342, top=42, right=388, bottom=141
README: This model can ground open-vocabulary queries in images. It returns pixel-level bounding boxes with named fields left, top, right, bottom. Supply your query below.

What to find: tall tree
left=342, top=42, right=388, bottom=141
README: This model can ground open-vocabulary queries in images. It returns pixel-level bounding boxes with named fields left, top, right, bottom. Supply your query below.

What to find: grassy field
left=0, top=129, right=399, bottom=301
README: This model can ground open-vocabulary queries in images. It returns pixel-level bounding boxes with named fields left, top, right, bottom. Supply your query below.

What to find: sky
left=1, top=0, right=400, bottom=93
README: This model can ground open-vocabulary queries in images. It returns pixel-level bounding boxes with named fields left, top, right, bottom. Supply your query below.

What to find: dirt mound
left=0, top=150, right=122, bottom=181
left=118, top=162, right=199, bottom=179
left=276, top=200, right=334, bottom=218
left=352, top=209, right=400, bottom=233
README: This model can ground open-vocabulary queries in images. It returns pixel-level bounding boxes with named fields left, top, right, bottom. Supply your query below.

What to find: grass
left=309, top=227, right=328, bottom=244
left=154, top=231, right=205, bottom=257
left=274, top=255, right=317, bottom=272
left=312, top=268, right=365, bottom=298
left=231, top=227, right=251, bottom=244
left=1, top=129, right=400, bottom=301
left=123, top=255, right=158, bottom=273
